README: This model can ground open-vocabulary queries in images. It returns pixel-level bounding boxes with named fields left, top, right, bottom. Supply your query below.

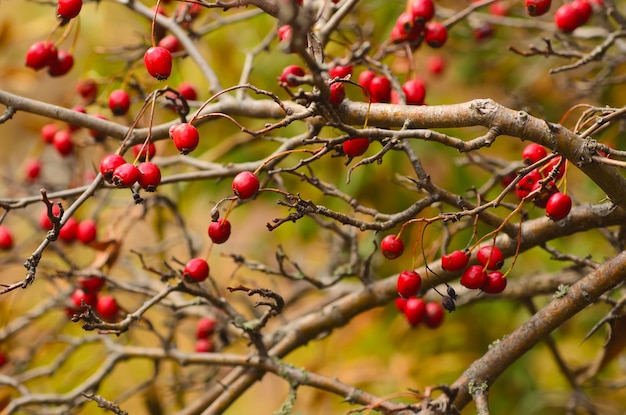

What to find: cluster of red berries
left=525, top=0, right=598, bottom=32
left=99, top=151, right=161, bottom=192
left=394, top=270, right=445, bottom=328
left=442, top=246, right=507, bottom=294
left=66, top=276, right=119, bottom=322
left=39, top=204, right=98, bottom=244
left=390, top=0, right=448, bottom=49
left=195, top=317, right=217, bottom=353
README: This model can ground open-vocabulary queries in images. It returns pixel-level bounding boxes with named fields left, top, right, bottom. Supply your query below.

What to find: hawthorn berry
left=169, top=123, right=200, bottom=154
left=531, top=180, right=557, bottom=209
left=39, top=204, right=61, bottom=231
left=476, top=245, right=504, bottom=270
left=368, top=76, right=391, bottom=103
left=112, top=162, right=140, bottom=188
left=71, top=288, right=98, bottom=309
left=515, top=169, right=542, bottom=199
left=0, top=225, right=14, bottom=250
left=195, top=338, right=215, bottom=353
left=41, top=123, right=58, bottom=143
left=546, top=192, right=572, bottom=221
left=53, top=130, right=74, bottom=156
left=424, top=301, right=445, bottom=328
left=329, top=64, right=353, bottom=79
left=208, top=219, right=231, bottom=244
left=277, top=25, right=292, bottom=43
left=99, top=154, right=126, bottom=182
left=555, top=3, right=584, bottom=32
left=358, top=70, right=376, bottom=91
left=279, top=65, right=305, bottom=87
left=78, top=276, right=106, bottom=293
left=183, top=258, right=210, bottom=282
left=391, top=12, right=422, bottom=43
left=489, top=1, right=508, bottom=16
left=132, top=143, right=157, bottom=162
left=76, top=79, right=98, bottom=103
left=329, top=82, right=345, bottom=106
left=397, top=270, right=422, bottom=298
left=343, top=138, right=370, bottom=157
left=144, top=46, right=172, bottom=80
left=381, top=235, right=404, bottom=259
left=25, top=159, right=42, bottom=182
left=137, top=162, right=162, bottom=192
left=25, top=41, right=57, bottom=70
left=59, top=217, right=79, bottom=243
left=232, top=171, right=260, bottom=199
left=525, top=0, right=551, bottom=16
left=427, top=55, right=445, bottom=75
left=196, top=317, right=217, bottom=339
left=395, top=297, right=408, bottom=312
left=157, top=34, right=182, bottom=53
left=177, top=82, right=198, bottom=101
left=543, top=156, right=565, bottom=180
left=483, top=271, right=507, bottom=294
left=424, top=22, right=448, bottom=48
left=522, top=143, right=547, bottom=165
left=402, top=79, right=426, bottom=105
left=77, top=219, right=97, bottom=244
left=441, top=250, right=470, bottom=271
left=460, top=265, right=487, bottom=289
left=48, top=50, right=74, bottom=77
left=108, top=89, right=131, bottom=116
left=403, top=297, right=426, bottom=327
left=410, top=0, right=435, bottom=23
left=572, top=0, right=592, bottom=24
left=57, top=0, right=82, bottom=19
left=96, top=295, right=119, bottom=321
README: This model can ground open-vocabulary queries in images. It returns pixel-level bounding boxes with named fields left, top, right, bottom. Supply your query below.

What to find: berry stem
left=151, top=0, right=163, bottom=48
left=252, top=148, right=323, bottom=176
left=132, top=93, right=159, bottom=165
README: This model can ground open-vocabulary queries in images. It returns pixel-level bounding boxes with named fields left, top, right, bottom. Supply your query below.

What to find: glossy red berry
left=572, top=0, right=592, bottom=24
left=157, top=34, right=182, bottom=53
left=279, top=65, right=305, bottom=87
left=196, top=317, right=217, bottom=338
left=195, top=338, right=215, bottom=353
left=343, top=138, right=370, bottom=157
left=112, top=163, right=140, bottom=188
left=476, top=245, right=504, bottom=270
left=53, top=130, right=74, bottom=156
left=183, top=258, right=210, bottom=282
left=402, top=79, right=426, bottom=105
left=391, top=12, right=422, bottom=43
left=47, top=50, right=74, bottom=77
left=424, top=301, right=445, bottom=328
left=232, top=171, right=260, bottom=199
left=531, top=180, right=557, bottom=209
left=358, top=70, right=376, bottom=91
left=277, top=25, right=292, bottom=43
left=329, top=64, right=353, bottom=79
left=108, top=89, right=131, bottom=116
left=39, top=204, right=61, bottom=231
left=96, top=295, right=119, bottom=321
left=441, top=250, right=470, bottom=271
left=25, top=41, right=57, bottom=70
left=489, top=1, right=508, bottom=16
left=329, top=82, right=346, bottom=106
left=403, top=297, right=426, bottom=327
left=483, top=271, right=507, bottom=294
left=78, top=276, right=106, bottom=293
left=177, top=82, right=198, bottom=101
left=555, top=3, right=583, bottom=32
left=395, top=297, right=408, bottom=312
left=77, top=219, right=97, bottom=244
left=525, top=0, right=551, bottom=16
left=515, top=169, right=542, bottom=199
left=144, top=46, right=172, bottom=80
left=397, top=270, right=422, bottom=298
left=546, top=192, right=572, bottom=220
left=59, top=217, right=79, bottom=243
left=427, top=55, right=445, bottom=75
left=25, top=158, right=42, bottom=181
left=0, top=225, right=14, bottom=250
left=473, top=23, right=494, bottom=41
left=424, top=22, right=448, bottom=48
left=543, top=156, right=565, bottom=180
left=169, top=123, right=200, bottom=154
left=57, top=0, right=82, bottom=19
left=208, top=219, right=231, bottom=244
left=71, top=288, right=98, bottom=309
left=368, top=76, right=391, bottom=103
left=460, top=265, right=487, bottom=289
left=100, top=154, right=126, bottom=182
left=137, top=162, right=161, bottom=192
left=381, top=235, right=404, bottom=259
left=522, top=143, right=547, bottom=165
left=41, top=123, right=58, bottom=143
left=410, top=0, right=435, bottom=23
left=76, top=79, right=98, bottom=103
left=132, top=143, right=157, bottom=162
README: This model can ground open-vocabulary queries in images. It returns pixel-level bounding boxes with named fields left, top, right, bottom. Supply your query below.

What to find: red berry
left=77, top=219, right=97, bottom=244
left=546, top=192, right=572, bottom=220
left=525, top=0, right=551, bottom=16
left=277, top=25, right=292, bottom=43
left=483, top=271, right=507, bottom=294
left=195, top=338, right=215, bottom=353
left=112, top=163, right=140, bottom=188
left=100, top=154, right=126, bottom=182
left=53, top=130, right=74, bottom=156
left=476, top=245, right=504, bottom=270
left=402, top=79, right=426, bottom=105
left=279, top=65, right=305, bottom=87
left=395, top=297, right=408, bottom=312
left=368, top=76, right=391, bottom=103
left=57, top=0, right=82, bottom=19
left=381, top=235, right=404, bottom=259
left=522, top=143, right=547, bottom=165
left=196, top=317, right=217, bottom=339
left=25, top=41, right=58, bottom=70
left=157, top=34, right=182, bottom=53
left=572, top=0, right=592, bottom=24
left=47, top=50, right=74, bottom=77
left=0, top=352, right=8, bottom=367
left=137, top=162, right=162, bottom=192
left=543, top=156, right=565, bottom=180
left=78, top=276, right=106, bottom=293
left=132, top=142, right=157, bottom=162
left=71, top=288, right=98, bottom=309
left=410, top=0, right=435, bottom=23
left=460, top=265, right=487, bottom=289
left=59, top=217, right=79, bottom=243
left=144, top=46, right=172, bottom=80
left=183, top=258, right=210, bottom=282
left=343, top=137, right=370, bottom=157
left=515, top=169, right=542, bottom=199
left=531, top=180, right=557, bottom=209
left=0, top=225, right=14, bottom=250
left=41, top=123, right=58, bottom=143
left=329, top=64, right=353, bottom=79
left=208, top=219, right=231, bottom=244
left=108, top=89, right=131, bottom=116
left=489, top=1, right=508, bottom=16
left=555, top=4, right=583, bottom=32
left=424, top=21, right=448, bottom=48
left=403, top=297, right=426, bottom=327
left=391, top=12, right=422, bottom=43
left=169, top=123, right=200, bottom=155
left=427, top=55, right=445, bottom=75
left=96, top=295, right=119, bottom=321
left=358, top=70, right=376, bottom=91
left=232, top=171, right=260, bottom=199
left=25, top=158, right=42, bottom=181
left=177, top=82, right=198, bottom=101
left=473, top=23, right=494, bottom=41
left=397, top=270, right=422, bottom=298
left=39, top=204, right=61, bottom=231
left=76, top=79, right=98, bottom=103
left=424, top=301, right=445, bottom=328
left=329, top=82, right=345, bottom=106
left=441, top=250, right=470, bottom=271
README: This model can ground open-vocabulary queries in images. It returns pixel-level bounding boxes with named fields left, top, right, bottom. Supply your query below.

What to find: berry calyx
left=441, top=250, right=470, bottom=271
left=0, top=225, right=14, bottom=250
left=100, top=154, right=126, bottom=182
left=381, top=235, right=404, bottom=259
left=460, top=265, right=487, bottom=289
left=137, top=162, right=162, bottom=192
left=279, top=65, right=305, bottom=87
left=483, top=271, right=507, bottom=294
left=196, top=317, right=217, bottom=339
left=77, top=219, right=97, bottom=244
left=96, top=295, right=119, bottom=321
left=343, top=137, right=370, bottom=157
left=232, top=171, right=260, bottom=199
left=525, top=0, right=551, bottom=16
left=403, top=297, right=426, bottom=327
left=522, top=143, right=547, bottom=165
left=424, top=21, right=448, bottom=48
left=144, top=46, right=172, bottom=80
left=397, top=270, right=422, bottom=298
left=208, top=219, right=231, bottom=244
left=183, top=258, right=210, bottom=282
left=25, top=41, right=58, bottom=70
left=545, top=192, right=572, bottom=221
left=108, top=89, right=131, bottom=116
left=424, top=301, right=445, bottom=328
left=476, top=245, right=504, bottom=270
left=112, top=162, right=140, bottom=188
left=57, top=0, right=83, bottom=19
left=169, top=123, right=200, bottom=155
